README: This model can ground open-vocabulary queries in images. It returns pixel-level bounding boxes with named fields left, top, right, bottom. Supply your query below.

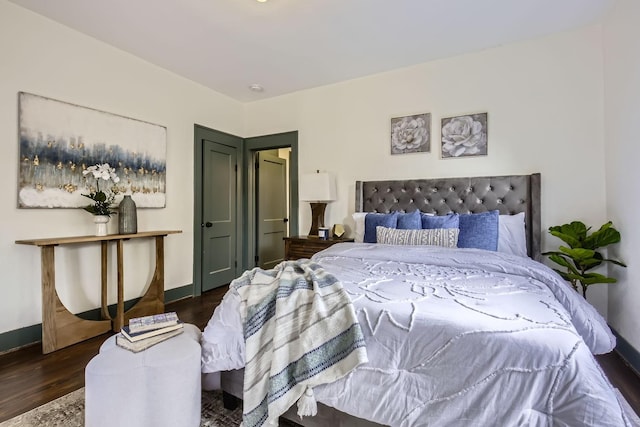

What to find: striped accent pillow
left=376, top=226, right=459, bottom=247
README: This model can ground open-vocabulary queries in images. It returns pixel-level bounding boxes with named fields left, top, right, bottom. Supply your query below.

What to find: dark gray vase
left=118, top=195, right=137, bottom=234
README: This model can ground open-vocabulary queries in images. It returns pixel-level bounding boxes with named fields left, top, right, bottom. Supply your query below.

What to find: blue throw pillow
left=364, top=212, right=398, bottom=243
left=457, top=210, right=499, bottom=251
left=421, top=213, right=460, bottom=229
left=397, top=210, right=422, bottom=230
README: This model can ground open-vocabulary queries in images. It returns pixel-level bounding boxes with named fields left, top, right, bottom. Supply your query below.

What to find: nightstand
left=284, top=236, right=354, bottom=260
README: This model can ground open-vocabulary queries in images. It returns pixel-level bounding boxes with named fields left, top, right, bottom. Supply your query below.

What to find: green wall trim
left=0, top=324, right=41, bottom=354
left=611, top=327, right=640, bottom=377
left=165, top=283, right=195, bottom=302
left=0, top=284, right=195, bottom=354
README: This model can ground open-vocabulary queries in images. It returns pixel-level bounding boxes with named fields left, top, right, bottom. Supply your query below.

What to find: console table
left=16, top=230, right=181, bottom=353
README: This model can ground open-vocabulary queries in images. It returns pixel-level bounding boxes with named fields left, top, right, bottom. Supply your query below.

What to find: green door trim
left=193, top=124, right=244, bottom=297
left=243, top=131, right=299, bottom=271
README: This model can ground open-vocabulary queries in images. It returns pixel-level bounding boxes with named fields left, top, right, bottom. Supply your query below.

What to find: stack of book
left=116, top=312, right=184, bottom=353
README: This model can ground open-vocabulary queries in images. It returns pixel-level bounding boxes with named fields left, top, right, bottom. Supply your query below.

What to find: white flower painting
left=390, top=113, right=431, bottom=155
left=441, top=113, right=488, bottom=158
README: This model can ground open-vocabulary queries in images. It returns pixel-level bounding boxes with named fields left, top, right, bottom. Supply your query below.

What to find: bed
left=201, top=173, right=635, bottom=426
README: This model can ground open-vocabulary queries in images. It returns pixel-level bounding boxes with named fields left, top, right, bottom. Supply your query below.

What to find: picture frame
left=441, top=112, right=488, bottom=158
left=390, top=113, right=431, bottom=155
left=18, top=92, right=167, bottom=208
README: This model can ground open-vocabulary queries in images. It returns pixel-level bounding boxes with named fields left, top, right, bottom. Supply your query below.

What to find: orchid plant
left=82, top=163, right=120, bottom=216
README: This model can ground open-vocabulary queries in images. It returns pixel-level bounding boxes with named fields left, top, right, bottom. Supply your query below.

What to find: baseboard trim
left=0, top=284, right=195, bottom=354
left=612, top=328, right=640, bottom=377
left=165, top=284, right=195, bottom=303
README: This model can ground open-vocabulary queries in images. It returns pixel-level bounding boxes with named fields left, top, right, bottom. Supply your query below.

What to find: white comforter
left=202, top=243, right=633, bottom=427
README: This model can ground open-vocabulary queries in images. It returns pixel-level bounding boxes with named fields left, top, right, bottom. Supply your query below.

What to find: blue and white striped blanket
left=232, top=259, right=367, bottom=427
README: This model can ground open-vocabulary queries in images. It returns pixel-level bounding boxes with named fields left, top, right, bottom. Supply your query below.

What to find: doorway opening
left=243, top=132, right=298, bottom=271
left=253, top=149, right=290, bottom=269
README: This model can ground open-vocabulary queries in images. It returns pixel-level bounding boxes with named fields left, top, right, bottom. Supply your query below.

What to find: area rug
left=5, top=388, right=637, bottom=426
left=0, top=388, right=300, bottom=427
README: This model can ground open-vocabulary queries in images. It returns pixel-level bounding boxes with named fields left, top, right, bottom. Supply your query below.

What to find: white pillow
left=376, top=226, right=459, bottom=247
left=352, top=212, right=367, bottom=243
left=498, top=213, right=527, bottom=257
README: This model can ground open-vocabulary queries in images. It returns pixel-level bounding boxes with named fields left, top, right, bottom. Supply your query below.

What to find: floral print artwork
left=441, top=113, right=488, bottom=158
left=390, top=113, right=431, bottom=155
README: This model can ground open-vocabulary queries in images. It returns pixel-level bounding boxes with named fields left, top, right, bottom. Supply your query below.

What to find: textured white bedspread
left=202, top=243, right=633, bottom=426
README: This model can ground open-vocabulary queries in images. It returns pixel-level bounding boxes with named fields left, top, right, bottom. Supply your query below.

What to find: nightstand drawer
left=284, top=236, right=354, bottom=260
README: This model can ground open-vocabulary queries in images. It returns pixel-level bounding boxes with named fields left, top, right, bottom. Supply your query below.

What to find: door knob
left=204, top=222, right=213, bottom=228
left=283, top=218, right=289, bottom=223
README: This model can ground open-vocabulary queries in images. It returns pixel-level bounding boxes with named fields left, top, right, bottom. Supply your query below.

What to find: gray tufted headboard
left=355, top=173, right=541, bottom=261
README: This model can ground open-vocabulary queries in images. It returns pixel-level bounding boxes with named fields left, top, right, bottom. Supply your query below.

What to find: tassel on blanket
left=296, top=386, right=318, bottom=419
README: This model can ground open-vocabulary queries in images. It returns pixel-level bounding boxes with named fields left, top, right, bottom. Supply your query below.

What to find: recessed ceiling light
left=249, top=84, right=264, bottom=92
left=256, top=0, right=268, bottom=2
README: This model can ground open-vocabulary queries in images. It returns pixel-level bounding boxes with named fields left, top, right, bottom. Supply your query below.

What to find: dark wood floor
left=1, top=286, right=639, bottom=423
left=0, top=286, right=226, bottom=422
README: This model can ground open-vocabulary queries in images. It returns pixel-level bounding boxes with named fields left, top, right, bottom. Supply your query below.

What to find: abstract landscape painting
left=18, top=92, right=166, bottom=208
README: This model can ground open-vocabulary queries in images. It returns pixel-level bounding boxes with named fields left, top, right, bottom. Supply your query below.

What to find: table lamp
left=299, top=171, right=336, bottom=237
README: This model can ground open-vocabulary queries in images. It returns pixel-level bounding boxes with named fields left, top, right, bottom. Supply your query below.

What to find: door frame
left=193, top=124, right=244, bottom=297
left=243, top=131, right=299, bottom=271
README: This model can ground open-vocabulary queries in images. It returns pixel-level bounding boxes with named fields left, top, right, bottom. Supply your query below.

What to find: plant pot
left=93, top=215, right=110, bottom=236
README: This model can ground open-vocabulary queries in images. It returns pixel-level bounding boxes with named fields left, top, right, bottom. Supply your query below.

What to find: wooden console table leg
left=123, top=236, right=165, bottom=323
left=40, top=245, right=111, bottom=354
left=153, top=235, right=166, bottom=307
left=114, top=239, right=125, bottom=331
left=41, top=246, right=57, bottom=354
left=100, top=241, right=112, bottom=321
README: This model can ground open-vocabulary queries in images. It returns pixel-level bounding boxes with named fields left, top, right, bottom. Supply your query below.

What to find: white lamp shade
left=299, top=172, right=336, bottom=202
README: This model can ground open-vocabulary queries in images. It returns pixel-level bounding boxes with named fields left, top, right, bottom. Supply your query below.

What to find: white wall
left=245, top=26, right=611, bottom=315
left=0, top=1, right=243, bottom=334
left=0, top=0, right=623, bottom=340
left=603, top=0, right=640, bottom=351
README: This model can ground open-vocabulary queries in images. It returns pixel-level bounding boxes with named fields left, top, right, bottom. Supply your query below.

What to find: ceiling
left=10, top=0, right=616, bottom=102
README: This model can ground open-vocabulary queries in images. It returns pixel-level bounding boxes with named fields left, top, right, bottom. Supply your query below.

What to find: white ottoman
left=85, top=323, right=202, bottom=427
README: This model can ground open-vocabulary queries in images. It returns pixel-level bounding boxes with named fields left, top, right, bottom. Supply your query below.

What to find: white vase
left=93, top=215, right=110, bottom=236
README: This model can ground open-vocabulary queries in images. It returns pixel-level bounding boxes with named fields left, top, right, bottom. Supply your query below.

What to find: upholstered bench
left=85, top=323, right=202, bottom=427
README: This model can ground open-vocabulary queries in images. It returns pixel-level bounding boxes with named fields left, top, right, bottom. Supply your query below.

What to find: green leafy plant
left=543, top=221, right=626, bottom=297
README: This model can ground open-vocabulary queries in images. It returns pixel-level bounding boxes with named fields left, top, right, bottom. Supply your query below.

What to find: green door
left=256, top=152, right=288, bottom=269
left=202, top=139, right=238, bottom=291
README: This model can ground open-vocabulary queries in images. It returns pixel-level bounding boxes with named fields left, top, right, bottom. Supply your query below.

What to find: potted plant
left=543, top=221, right=627, bottom=297
left=82, top=163, right=120, bottom=236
